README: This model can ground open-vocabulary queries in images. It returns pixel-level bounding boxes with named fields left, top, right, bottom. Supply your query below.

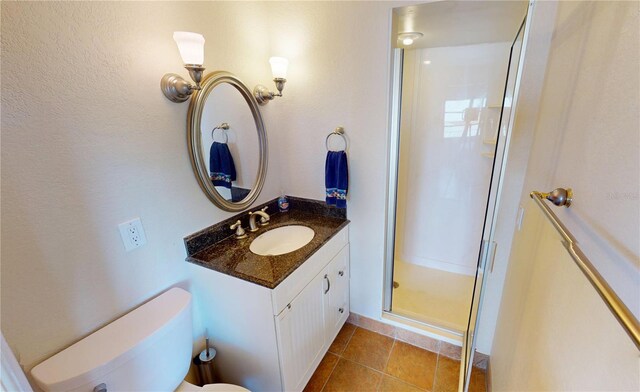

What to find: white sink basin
left=249, top=225, right=315, bottom=256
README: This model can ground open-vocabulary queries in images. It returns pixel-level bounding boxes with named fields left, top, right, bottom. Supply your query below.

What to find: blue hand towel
left=210, top=142, right=236, bottom=189
left=325, top=151, right=348, bottom=208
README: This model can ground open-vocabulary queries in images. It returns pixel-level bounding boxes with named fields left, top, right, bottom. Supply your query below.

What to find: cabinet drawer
left=272, top=226, right=349, bottom=315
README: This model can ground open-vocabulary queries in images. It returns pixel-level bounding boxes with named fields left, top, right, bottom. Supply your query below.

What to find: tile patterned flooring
left=304, top=323, right=487, bottom=392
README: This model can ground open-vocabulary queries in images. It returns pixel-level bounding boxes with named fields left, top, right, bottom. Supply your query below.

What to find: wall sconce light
left=398, top=32, right=423, bottom=46
left=161, top=32, right=206, bottom=103
left=254, top=57, right=289, bottom=106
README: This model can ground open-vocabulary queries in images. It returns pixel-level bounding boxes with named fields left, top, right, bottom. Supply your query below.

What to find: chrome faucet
left=248, top=206, right=270, bottom=232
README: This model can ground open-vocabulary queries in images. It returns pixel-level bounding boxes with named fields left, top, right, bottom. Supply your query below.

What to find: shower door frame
left=382, top=46, right=467, bottom=338
left=382, top=4, right=534, bottom=342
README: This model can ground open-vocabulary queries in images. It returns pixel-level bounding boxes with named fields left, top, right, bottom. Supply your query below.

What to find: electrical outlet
left=118, top=218, right=147, bottom=252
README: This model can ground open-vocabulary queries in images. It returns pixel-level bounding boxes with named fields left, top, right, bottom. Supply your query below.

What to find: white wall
left=0, top=1, right=281, bottom=372
left=264, top=1, right=406, bottom=325
left=491, top=1, right=640, bottom=389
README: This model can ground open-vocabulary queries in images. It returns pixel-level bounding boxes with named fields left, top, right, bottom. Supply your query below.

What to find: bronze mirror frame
left=187, top=71, right=268, bottom=212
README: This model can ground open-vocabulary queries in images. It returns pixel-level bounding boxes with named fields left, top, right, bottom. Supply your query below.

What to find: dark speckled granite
left=185, top=197, right=349, bottom=289
left=287, top=196, right=347, bottom=219
left=184, top=198, right=279, bottom=256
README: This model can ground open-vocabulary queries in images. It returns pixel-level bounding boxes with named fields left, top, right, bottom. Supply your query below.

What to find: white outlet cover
left=118, top=218, right=147, bottom=252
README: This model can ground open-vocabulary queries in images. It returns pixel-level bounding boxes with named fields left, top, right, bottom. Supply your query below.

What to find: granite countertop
left=185, top=199, right=349, bottom=289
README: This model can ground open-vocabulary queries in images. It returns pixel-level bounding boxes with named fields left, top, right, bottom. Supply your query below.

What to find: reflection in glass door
left=462, top=14, right=529, bottom=392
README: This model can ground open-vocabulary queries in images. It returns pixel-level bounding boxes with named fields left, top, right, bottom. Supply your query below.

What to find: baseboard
left=486, top=357, right=492, bottom=391
left=348, top=311, right=489, bottom=370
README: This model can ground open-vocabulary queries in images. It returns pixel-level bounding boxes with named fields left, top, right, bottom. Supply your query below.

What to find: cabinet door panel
left=327, top=245, right=350, bottom=339
left=275, top=270, right=327, bottom=391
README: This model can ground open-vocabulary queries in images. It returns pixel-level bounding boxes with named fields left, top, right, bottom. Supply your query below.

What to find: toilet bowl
left=177, top=380, right=249, bottom=391
left=30, top=288, right=249, bottom=392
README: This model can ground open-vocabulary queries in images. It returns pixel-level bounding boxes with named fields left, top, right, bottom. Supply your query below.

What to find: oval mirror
left=187, top=71, right=267, bottom=212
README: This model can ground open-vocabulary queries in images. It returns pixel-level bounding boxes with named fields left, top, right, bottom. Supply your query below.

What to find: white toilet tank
left=31, top=287, right=193, bottom=392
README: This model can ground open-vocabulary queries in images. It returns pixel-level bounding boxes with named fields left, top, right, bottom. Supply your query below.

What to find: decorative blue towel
left=325, top=151, right=348, bottom=208
left=210, top=142, right=236, bottom=189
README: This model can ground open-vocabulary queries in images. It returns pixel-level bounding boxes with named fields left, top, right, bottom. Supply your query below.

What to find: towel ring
left=326, top=126, right=347, bottom=152
left=211, top=122, right=230, bottom=143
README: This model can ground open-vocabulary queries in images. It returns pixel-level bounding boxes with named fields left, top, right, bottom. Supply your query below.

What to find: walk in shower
left=384, top=1, right=529, bottom=389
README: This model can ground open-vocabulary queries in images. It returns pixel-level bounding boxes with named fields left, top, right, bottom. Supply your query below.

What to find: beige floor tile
left=342, top=327, right=395, bottom=371
left=303, top=352, right=339, bottom=392
left=323, top=358, right=383, bottom=392
left=328, top=323, right=357, bottom=355
left=385, top=341, right=437, bottom=390
left=379, top=376, right=425, bottom=392
left=468, top=367, right=487, bottom=392
left=433, top=356, right=487, bottom=392
left=433, top=356, right=460, bottom=392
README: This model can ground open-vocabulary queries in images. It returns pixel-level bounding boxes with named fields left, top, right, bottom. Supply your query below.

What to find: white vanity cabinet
left=275, top=245, right=350, bottom=391
left=188, top=225, right=349, bottom=392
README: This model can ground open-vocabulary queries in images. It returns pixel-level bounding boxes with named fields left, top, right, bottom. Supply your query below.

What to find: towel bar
left=530, top=188, right=640, bottom=350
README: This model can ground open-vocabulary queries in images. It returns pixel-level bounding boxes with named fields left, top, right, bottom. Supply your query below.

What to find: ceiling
left=393, top=1, right=529, bottom=49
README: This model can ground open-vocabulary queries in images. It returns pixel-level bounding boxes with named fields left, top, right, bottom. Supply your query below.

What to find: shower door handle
left=488, top=241, right=498, bottom=273
left=480, top=240, right=497, bottom=272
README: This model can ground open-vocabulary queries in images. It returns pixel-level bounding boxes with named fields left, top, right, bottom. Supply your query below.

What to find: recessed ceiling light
left=398, top=32, right=423, bottom=46
left=423, top=60, right=431, bottom=65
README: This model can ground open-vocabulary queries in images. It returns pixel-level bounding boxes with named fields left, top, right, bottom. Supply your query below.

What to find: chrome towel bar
left=530, top=188, right=640, bottom=350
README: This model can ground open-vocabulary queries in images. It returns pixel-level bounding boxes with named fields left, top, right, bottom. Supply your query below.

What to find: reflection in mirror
left=200, top=82, right=259, bottom=202
left=187, top=71, right=267, bottom=212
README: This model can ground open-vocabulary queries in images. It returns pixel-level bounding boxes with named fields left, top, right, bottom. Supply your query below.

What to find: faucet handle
left=260, top=206, right=270, bottom=225
left=230, top=220, right=247, bottom=239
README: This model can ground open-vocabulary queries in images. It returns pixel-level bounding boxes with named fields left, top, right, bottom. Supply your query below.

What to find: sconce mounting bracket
left=161, top=73, right=194, bottom=103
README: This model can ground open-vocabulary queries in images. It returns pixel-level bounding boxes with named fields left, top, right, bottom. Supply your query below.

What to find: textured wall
left=0, top=1, right=281, bottom=371
left=491, top=1, right=640, bottom=389
left=264, top=0, right=398, bottom=329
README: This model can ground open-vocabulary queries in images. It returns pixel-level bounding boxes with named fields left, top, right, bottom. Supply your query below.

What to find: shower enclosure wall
left=384, top=2, right=530, bottom=391
left=391, top=43, right=512, bottom=332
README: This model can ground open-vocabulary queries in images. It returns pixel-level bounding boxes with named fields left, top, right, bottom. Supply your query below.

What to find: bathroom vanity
left=185, top=197, right=349, bottom=391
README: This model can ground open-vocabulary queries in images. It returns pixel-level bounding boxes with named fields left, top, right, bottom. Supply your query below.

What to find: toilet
left=30, top=288, right=249, bottom=392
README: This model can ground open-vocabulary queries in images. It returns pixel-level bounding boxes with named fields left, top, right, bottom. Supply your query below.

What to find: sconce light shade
left=254, top=57, right=289, bottom=106
left=161, top=32, right=206, bottom=103
left=173, top=31, right=205, bottom=65
left=269, top=57, right=289, bottom=79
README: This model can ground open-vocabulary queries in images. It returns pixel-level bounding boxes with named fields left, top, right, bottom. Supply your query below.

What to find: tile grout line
left=318, top=355, right=339, bottom=392
left=322, top=323, right=464, bottom=392
left=319, top=325, right=359, bottom=392
left=432, top=353, right=441, bottom=392
left=376, top=338, right=397, bottom=391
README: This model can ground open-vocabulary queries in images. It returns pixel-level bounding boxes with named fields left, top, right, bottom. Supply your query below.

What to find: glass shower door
left=461, top=12, right=529, bottom=392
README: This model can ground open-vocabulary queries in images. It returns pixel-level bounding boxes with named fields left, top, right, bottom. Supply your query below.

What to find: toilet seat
left=177, top=380, right=250, bottom=391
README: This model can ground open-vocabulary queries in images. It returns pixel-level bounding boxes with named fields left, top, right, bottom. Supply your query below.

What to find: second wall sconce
left=161, top=32, right=289, bottom=106
left=161, top=32, right=206, bottom=103
left=254, top=57, right=289, bottom=106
